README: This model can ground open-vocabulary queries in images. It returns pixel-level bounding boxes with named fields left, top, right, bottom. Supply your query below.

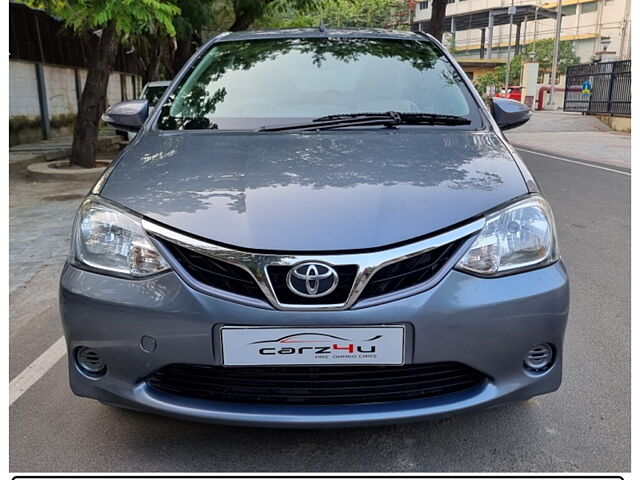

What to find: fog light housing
left=75, top=346, right=106, bottom=376
left=523, top=343, right=554, bottom=372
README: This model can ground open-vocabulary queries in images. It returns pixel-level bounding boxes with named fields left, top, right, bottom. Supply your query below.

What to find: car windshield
left=143, top=86, right=168, bottom=107
left=157, top=37, right=480, bottom=131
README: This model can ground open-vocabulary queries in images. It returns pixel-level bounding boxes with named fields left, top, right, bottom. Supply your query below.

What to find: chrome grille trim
left=142, top=218, right=485, bottom=311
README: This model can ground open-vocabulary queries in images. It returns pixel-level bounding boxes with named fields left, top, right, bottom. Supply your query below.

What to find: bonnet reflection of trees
left=110, top=132, right=505, bottom=217
left=157, top=38, right=441, bottom=130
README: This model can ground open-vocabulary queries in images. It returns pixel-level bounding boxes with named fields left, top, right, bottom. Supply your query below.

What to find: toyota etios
left=60, top=28, right=569, bottom=427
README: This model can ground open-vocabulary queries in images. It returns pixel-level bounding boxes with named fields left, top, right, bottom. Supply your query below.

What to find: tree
left=172, top=0, right=216, bottom=74
left=428, top=0, right=447, bottom=42
left=227, top=0, right=319, bottom=31
left=474, top=39, right=581, bottom=99
left=473, top=70, right=502, bottom=99
left=521, top=38, right=580, bottom=75
left=255, top=0, right=402, bottom=29
left=131, top=0, right=217, bottom=81
left=32, top=0, right=181, bottom=168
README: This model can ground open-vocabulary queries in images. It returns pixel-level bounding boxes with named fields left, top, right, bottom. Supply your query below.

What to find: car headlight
left=456, top=196, right=559, bottom=276
left=70, top=196, right=170, bottom=277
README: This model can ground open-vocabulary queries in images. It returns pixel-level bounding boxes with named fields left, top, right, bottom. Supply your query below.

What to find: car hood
left=100, top=130, right=528, bottom=251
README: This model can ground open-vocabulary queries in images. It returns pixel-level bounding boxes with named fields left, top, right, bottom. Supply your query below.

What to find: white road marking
left=517, top=148, right=631, bottom=177
left=10, top=336, right=66, bottom=406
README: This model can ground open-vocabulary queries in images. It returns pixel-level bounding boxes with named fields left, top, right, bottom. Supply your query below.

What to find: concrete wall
left=595, top=114, right=631, bottom=132
left=9, top=59, right=140, bottom=145
left=44, top=65, right=78, bottom=116
left=9, top=61, right=40, bottom=117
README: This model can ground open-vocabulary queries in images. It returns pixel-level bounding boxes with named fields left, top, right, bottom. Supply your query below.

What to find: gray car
left=60, top=28, right=569, bottom=427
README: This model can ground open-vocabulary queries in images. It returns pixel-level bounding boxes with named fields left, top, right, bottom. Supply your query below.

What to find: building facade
left=413, top=0, right=631, bottom=62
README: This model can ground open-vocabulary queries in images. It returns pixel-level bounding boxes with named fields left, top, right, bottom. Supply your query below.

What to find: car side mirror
left=490, top=97, right=532, bottom=131
left=102, top=100, right=149, bottom=132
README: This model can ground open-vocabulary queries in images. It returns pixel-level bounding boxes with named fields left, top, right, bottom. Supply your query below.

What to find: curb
left=9, top=135, right=121, bottom=176
left=26, top=160, right=110, bottom=182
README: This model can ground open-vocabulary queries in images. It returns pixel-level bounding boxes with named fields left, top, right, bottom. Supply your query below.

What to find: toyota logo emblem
left=286, top=262, right=339, bottom=298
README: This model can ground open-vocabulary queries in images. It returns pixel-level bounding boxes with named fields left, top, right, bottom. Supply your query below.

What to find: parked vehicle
left=139, top=80, right=171, bottom=107
left=495, top=86, right=523, bottom=102
left=115, top=80, right=171, bottom=140
left=60, top=29, right=568, bottom=427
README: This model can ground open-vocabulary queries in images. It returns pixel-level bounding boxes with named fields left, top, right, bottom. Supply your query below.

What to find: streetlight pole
left=532, top=6, right=538, bottom=57
left=504, top=1, right=515, bottom=96
left=547, top=0, right=563, bottom=109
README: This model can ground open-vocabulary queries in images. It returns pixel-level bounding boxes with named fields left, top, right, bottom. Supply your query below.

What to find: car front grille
left=155, top=234, right=466, bottom=307
left=146, top=362, right=487, bottom=405
left=159, top=240, right=268, bottom=302
left=358, top=239, right=466, bottom=300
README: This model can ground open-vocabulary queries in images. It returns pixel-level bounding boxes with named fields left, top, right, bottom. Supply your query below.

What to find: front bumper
left=59, top=261, right=569, bottom=427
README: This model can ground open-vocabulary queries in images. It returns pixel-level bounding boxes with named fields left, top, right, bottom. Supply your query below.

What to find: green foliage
left=28, top=0, right=181, bottom=37
left=474, top=38, right=581, bottom=96
left=173, top=0, right=216, bottom=40
left=213, top=0, right=323, bottom=31
left=254, top=0, right=402, bottom=29
left=474, top=70, right=502, bottom=98
left=522, top=38, right=581, bottom=73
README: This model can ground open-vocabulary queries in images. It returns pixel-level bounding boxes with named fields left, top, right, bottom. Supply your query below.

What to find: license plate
left=221, top=326, right=405, bottom=366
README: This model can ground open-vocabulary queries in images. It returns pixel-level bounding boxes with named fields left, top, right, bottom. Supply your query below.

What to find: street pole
left=487, top=12, right=494, bottom=59
left=547, top=0, right=563, bottom=108
left=521, top=16, right=528, bottom=86
left=532, top=6, right=538, bottom=56
left=504, top=1, right=515, bottom=96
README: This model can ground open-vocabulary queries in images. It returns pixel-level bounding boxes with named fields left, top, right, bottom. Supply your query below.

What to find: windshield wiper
left=257, top=111, right=471, bottom=132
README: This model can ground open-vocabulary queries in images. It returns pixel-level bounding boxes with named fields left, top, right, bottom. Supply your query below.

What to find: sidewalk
left=9, top=130, right=121, bottom=173
left=505, top=110, right=631, bottom=169
left=10, top=147, right=121, bottom=344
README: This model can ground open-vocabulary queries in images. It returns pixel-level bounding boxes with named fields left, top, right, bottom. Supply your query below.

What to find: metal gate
left=563, top=60, right=631, bottom=117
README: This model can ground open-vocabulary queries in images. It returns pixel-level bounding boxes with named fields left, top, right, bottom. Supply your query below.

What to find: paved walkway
left=9, top=130, right=121, bottom=172
left=10, top=148, right=121, bottom=343
left=506, top=110, right=631, bottom=169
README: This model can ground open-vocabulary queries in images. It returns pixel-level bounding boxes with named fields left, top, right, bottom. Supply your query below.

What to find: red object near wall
left=494, top=86, right=523, bottom=102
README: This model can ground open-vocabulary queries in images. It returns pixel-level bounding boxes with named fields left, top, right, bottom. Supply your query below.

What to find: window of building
left=418, top=1, right=429, bottom=9
left=581, top=1, right=599, bottom=14
left=447, top=0, right=456, bottom=4
left=560, top=5, right=577, bottom=15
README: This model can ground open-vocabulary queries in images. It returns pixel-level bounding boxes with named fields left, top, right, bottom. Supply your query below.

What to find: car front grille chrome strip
left=142, top=218, right=485, bottom=311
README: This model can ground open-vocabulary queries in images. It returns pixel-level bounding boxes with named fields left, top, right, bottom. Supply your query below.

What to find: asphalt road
left=9, top=148, right=630, bottom=472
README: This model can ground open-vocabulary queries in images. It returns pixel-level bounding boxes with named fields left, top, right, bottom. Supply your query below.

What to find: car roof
left=211, top=28, right=431, bottom=44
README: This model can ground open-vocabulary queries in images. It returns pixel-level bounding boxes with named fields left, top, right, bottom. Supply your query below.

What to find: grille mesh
left=159, top=240, right=268, bottom=301
left=359, top=239, right=465, bottom=300
left=157, top=235, right=465, bottom=305
left=146, top=362, right=487, bottom=405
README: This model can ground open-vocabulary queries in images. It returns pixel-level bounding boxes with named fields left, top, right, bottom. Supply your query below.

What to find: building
left=412, top=0, right=631, bottom=63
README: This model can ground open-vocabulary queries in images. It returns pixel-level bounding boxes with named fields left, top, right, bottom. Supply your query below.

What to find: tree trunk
left=70, top=21, right=120, bottom=168
left=229, top=0, right=276, bottom=31
left=145, top=38, right=163, bottom=84
left=229, top=12, right=257, bottom=32
left=429, top=0, right=447, bottom=42
left=173, top=35, right=194, bottom=73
